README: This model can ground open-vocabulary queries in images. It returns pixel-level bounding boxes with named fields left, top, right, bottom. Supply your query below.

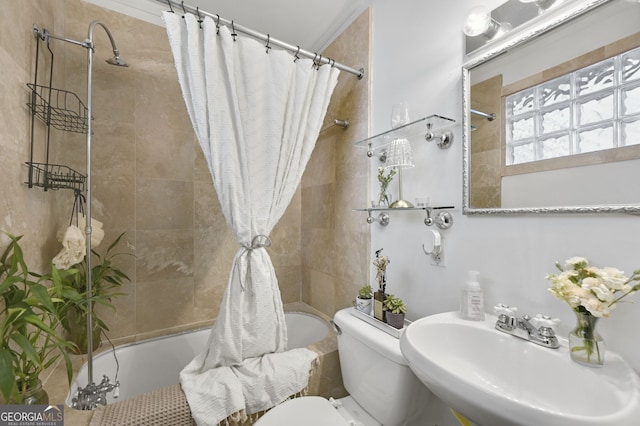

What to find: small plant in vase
left=383, top=294, right=407, bottom=329
left=373, top=248, right=390, bottom=322
left=377, top=167, right=396, bottom=207
left=356, top=285, right=373, bottom=315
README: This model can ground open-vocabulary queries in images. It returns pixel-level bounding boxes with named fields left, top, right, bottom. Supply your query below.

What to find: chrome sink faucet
left=494, top=304, right=560, bottom=349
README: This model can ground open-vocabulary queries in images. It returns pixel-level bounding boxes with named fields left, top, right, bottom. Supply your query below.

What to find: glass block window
left=505, top=46, right=640, bottom=165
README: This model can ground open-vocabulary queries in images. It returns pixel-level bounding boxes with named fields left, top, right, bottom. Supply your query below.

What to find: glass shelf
left=353, top=206, right=455, bottom=212
left=353, top=114, right=456, bottom=151
left=353, top=205, right=454, bottom=213
left=353, top=205, right=455, bottom=227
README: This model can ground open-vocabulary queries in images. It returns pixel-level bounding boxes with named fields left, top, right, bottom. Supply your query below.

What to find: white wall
left=367, top=0, right=640, bottom=375
left=502, top=159, right=640, bottom=208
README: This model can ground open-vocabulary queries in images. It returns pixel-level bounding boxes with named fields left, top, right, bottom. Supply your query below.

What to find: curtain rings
left=316, top=54, right=323, bottom=70
left=167, top=0, right=174, bottom=13
left=215, top=14, right=221, bottom=35
left=312, top=53, right=318, bottom=69
left=181, top=0, right=186, bottom=17
left=231, top=21, right=237, bottom=41
left=196, top=6, right=203, bottom=28
left=265, top=34, right=271, bottom=54
left=294, top=46, right=300, bottom=62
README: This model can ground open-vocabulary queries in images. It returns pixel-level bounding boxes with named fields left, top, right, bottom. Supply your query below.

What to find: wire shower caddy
left=26, top=27, right=87, bottom=192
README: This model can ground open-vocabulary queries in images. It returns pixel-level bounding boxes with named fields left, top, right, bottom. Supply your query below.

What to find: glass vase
left=64, top=308, right=101, bottom=355
left=568, top=310, right=605, bottom=367
left=20, top=379, right=49, bottom=405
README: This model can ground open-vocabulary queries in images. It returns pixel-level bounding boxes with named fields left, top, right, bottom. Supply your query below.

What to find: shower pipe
left=156, top=0, right=365, bottom=79
left=33, top=22, right=127, bottom=393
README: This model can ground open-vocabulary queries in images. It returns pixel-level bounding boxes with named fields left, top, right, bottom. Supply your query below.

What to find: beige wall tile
left=136, top=178, right=194, bottom=230
left=308, top=269, right=336, bottom=317
left=136, top=278, right=197, bottom=332
left=136, top=229, right=194, bottom=282
left=302, top=9, right=371, bottom=316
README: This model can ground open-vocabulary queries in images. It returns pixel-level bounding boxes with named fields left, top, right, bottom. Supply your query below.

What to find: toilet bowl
left=255, top=395, right=378, bottom=426
left=255, top=307, right=430, bottom=426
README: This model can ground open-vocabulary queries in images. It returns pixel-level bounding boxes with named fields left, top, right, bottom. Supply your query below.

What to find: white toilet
left=256, top=307, right=430, bottom=426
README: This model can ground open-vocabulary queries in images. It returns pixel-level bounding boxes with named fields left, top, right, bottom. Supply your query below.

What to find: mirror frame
left=462, top=0, right=640, bottom=215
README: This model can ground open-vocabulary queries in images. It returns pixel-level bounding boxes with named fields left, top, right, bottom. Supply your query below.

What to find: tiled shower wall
left=61, top=0, right=313, bottom=340
left=1, top=0, right=371, bottom=343
left=0, top=1, right=65, bottom=272
left=301, top=10, right=371, bottom=317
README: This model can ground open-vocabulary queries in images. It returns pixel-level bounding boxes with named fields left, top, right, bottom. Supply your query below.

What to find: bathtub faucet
left=72, top=374, right=120, bottom=410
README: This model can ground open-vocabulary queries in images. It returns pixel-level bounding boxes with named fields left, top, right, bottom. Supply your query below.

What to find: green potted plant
left=377, top=167, right=396, bottom=207
left=356, top=285, right=373, bottom=314
left=0, top=233, right=74, bottom=404
left=53, top=232, right=130, bottom=354
left=383, top=294, right=407, bottom=329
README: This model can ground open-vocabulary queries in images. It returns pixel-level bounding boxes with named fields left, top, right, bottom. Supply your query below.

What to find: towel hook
left=422, top=230, right=443, bottom=262
left=69, top=189, right=86, bottom=227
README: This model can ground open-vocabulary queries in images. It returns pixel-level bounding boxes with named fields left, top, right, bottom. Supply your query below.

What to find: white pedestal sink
left=399, top=311, right=640, bottom=426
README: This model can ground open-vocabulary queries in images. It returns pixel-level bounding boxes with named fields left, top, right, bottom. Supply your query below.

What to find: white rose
left=599, top=267, right=629, bottom=290
left=581, top=297, right=611, bottom=317
left=565, top=257, right=588, bottom=269
left=565, top=284, right=591, bottom=308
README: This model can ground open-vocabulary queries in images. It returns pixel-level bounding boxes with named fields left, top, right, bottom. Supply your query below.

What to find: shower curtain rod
left=470, top=109, right=496, bottom=121
left=156, top=0, right=364, bottom=79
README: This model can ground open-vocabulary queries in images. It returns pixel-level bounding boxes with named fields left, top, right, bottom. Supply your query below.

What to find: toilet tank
left=332, top=308, right=429, bottom=426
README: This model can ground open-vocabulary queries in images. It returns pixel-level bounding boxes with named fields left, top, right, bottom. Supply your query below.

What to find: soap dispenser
left=460, top=270, right=484, bottom=321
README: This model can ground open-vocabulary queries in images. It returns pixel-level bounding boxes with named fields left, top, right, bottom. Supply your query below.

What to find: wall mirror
left=462, top=0, right=640, bottom=214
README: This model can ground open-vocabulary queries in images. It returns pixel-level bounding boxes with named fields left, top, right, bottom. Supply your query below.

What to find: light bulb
left=463, top=6, right=493, bottom=37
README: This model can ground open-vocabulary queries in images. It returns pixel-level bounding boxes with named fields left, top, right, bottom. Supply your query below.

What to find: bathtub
left=65, top=311, right=330, bottom=407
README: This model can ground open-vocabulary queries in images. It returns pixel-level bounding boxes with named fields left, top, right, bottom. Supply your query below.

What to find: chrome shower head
left=106, top=50, right=128, bottom=67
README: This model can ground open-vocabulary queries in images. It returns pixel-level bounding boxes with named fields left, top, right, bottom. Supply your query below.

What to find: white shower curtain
left=163, top=11, right=339, bottom=425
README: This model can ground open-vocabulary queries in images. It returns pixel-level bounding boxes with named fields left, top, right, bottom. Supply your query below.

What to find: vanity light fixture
left=463, top=6, right=513, bottom=40
left=384, top=137, right=415, bottom=208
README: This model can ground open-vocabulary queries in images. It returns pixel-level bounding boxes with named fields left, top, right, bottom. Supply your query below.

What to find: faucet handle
left=530, top=314, right=559, bottom=330
left=494, top=304, right=518, bottom=316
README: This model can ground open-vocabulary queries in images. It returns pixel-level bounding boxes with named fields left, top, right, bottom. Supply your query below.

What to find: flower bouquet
left=546, top=257, right=640, bottom=366
left=376, top=167, right=396, bottom=207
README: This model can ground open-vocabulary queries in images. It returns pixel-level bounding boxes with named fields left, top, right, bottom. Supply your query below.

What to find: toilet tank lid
left=333, top=308, right=408, bottom=366
left=255, top=397, right=351, bottom=426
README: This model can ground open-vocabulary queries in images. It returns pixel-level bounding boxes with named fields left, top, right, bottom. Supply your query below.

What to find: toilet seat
left=255, top=396, right=352, bottom=426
